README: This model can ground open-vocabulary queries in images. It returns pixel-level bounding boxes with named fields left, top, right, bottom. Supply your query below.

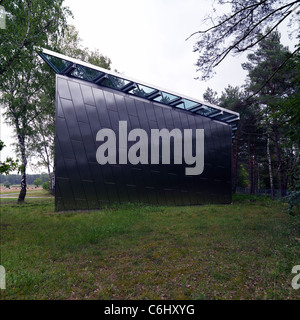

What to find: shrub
left=284, top=190, right=300, bottom=216
left=33, top=178, right=42, bottom=188
left=3, top=181, right=10, bottom=189
left=42, top=181, right=50, bottom=191
left=284, top=171, right=300, bottom=216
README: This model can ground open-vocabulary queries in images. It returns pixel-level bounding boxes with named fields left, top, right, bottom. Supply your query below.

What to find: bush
left=42, top=181, right=50, bottom=191
left=3, top=181, right=10, bottom=189
left=284, top=171, right=300, bottom=216
left=33, top=178, right=42, bottom=188
left=284, top=190, right=300, bottom=216
left=238, top=164, right=249, bottom=188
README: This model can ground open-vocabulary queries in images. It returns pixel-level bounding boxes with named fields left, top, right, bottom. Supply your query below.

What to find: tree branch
left=213, top=1, right=300, bottom=68
left=235, top=2, right=300, bottom=52
left=186, top=0, right=268, bottom=40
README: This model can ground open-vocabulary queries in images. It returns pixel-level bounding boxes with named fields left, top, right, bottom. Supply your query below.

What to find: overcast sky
left=0, top=0, right=297, bottom=173
left=63, top=0, right=249, bottom=96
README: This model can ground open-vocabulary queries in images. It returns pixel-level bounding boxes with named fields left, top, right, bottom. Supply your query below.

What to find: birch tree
left=0, top=0, right=71, bottom=202
left=24, top=24, right=112, bottom=194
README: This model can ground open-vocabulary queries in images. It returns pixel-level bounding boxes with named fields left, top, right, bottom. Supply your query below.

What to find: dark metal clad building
left=39, top=49, right=239, bottom=211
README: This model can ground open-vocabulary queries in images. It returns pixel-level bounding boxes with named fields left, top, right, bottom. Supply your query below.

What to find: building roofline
left=39, top=48, right=240, bottom=138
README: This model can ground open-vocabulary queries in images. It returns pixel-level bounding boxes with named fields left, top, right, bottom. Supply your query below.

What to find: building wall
left=55, top=75, right=232, bottom=211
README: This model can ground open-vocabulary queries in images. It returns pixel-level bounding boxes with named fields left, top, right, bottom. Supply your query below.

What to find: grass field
left=0, top=192, right=299, bottom=300
left=0, top=185, right=52, bottom=198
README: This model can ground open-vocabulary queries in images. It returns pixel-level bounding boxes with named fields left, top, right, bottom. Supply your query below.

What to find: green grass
left=0, top=187, right=52, bottom=197
left=0, top=194, right=299, bottom=300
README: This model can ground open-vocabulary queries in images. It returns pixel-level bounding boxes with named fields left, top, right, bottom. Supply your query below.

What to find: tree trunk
left=251, top=155, right=255, bottom=194
left=273, top=131, right=285, bottom=198
left=232, top=131, right=239, bottom=193
left=47, top=164, right=52, bottom=192
left=248, top=135, right=255, bottom=194
left=43, top=139, right=53, bottom=193
left=257, top=162, right=260, bottom=192
left=252, top=139, right=256, bottom=194
left=267, top=135, right=274, bottom=200
left=17, top=134, right=27, bottom=202
left=51, top=165, right=55, bottom=195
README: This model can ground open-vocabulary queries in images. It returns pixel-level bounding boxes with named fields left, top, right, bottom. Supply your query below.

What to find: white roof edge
left=41, top=48, right=240, bottom=119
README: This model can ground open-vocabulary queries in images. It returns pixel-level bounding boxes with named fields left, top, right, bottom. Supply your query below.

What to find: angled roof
left=39, top=48, right=239, bottom=138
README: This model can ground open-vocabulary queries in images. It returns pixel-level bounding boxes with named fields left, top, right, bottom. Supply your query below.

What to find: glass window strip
left=138, top=84, right=156, bottom=95
left=100, top=77, right=116, bottom=89
left=39, top=51, right=238, bottom=137
left=184, top=99, right=199, bottom=110
left=175, top=102, right=185, bottom=109
left=100, top=75, right=130, bottom=89
left=41, top=53, right=72, bottom=74
left=70, top=67, right=87, bottom=80
left=80, top=65, right=104, bottom=81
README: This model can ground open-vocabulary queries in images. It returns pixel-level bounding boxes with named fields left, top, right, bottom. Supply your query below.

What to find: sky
left=62, top=0, right=249, bottom=96
left=0, top=0, right=297, bottom=173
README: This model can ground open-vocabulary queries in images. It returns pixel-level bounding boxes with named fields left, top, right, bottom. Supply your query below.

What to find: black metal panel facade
left=55, top=75, right=232, bottom=211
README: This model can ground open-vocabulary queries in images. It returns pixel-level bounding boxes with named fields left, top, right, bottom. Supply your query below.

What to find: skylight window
left=196, top=105, right=216, bottom=116
left=100, top=75, right=130, bottom=90
left=154, top=92, right=180, bottom=104
left=70, top=66, right=88, bottom=80
left=184, top=99, right=199, bottom=110
left=38, top=48, right=239, bottom=139
left=41, top=53, right=72, bottom=73
left=129, top=84, right=156, bottom=97
left=80, top=65, right=104, bottom=81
